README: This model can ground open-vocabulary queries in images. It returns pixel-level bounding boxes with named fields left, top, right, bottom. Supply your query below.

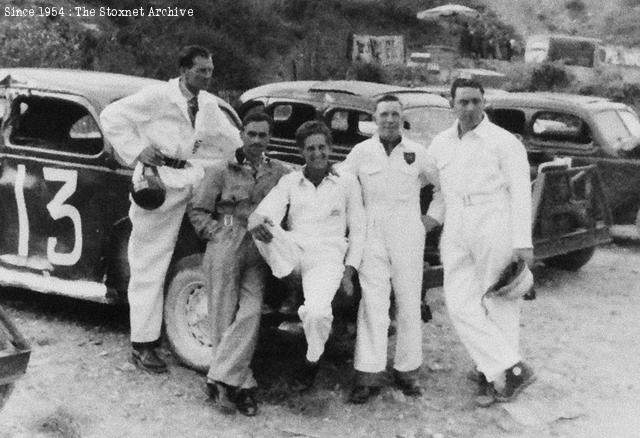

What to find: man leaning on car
left=100, top=45, right=242, bottom=373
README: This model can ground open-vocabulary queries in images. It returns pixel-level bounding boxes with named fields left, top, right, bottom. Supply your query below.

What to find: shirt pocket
left=358, top=164, right=385, bottom=198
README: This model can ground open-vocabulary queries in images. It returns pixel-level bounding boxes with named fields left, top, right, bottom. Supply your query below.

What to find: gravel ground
left=0, top=242, right=639, bottom=438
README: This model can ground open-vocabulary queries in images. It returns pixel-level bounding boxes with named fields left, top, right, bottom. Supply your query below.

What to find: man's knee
left=300, top=305, right=333, bottom=325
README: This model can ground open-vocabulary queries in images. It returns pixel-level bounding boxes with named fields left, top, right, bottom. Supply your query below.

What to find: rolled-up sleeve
left=343, top=173, right=366, bottom=269
left=188, top=166, right=224, bottom=240
left=424, top=141, right=445, bottom=224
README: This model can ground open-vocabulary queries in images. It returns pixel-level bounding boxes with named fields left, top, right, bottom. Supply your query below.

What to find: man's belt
left=162, top=156, right=187, bottom=169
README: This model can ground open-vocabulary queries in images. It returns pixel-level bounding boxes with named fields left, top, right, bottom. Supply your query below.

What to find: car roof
left=239, top=80, right=450, bottom=110
left=487, top=92, right=629, bottom=112
left=0, top=68, right=163, bottom=112
left=0, top=68, right=238, bottom=117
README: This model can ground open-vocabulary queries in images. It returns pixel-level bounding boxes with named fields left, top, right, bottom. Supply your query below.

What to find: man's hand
left=340, top=265, right=357, bottom=297
left=249, top=216, right=275, bottom=243
left=422, top=215, right=441, bottom=234
left=513, top=247, right=534, bottom=267
left=137, top=145, right=165, bottom=166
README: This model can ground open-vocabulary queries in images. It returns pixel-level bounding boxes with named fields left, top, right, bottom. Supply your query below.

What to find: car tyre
left=164, top=254, right=210, bottom=373
left=542, top=246, right=595, bottom=271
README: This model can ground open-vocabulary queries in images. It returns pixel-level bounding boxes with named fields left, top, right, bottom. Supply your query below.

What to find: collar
left=298, top=165, right=338, bottom=185
left=454, top=113, right=492, bottom=140
left=373, top=134, right=406, bottom=150
left=178, top=77, right=197, bottom=101
left=229, top=148, right=270, bottom=171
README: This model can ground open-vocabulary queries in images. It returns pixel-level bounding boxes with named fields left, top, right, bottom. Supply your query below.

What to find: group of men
left=100, top=45, right=536, bottom=417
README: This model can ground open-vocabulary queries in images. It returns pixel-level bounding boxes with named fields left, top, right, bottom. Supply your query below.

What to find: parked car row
left=0, top=70, right=612, bottom=371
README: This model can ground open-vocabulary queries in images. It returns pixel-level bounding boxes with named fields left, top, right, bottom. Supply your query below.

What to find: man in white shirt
left=249, top=120, right=365, bottom=391
left=425, top=78, right=536, bottom=406
left=100, top=46, right=242, bottom=373
left=341, top=94, right=437, bottom=404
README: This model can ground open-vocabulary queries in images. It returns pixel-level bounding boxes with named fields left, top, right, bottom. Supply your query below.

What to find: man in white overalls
left=100, top=46, right=242, bottom=373
left=425, top=78, right=536, bottom=406
left=341, top=95, right=437, bottom=404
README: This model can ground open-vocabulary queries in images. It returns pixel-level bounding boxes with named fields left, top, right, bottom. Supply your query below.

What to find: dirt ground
left=1, top=241, right=639, bottom=438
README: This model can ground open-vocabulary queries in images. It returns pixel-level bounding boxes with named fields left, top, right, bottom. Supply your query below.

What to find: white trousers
left=354, top=215, right=425, bottom=382
left=441, top=202, right=521, bottom=382
left=254, top=226, right=346, bottom=362
left=127, top=187, right=191, bottom=343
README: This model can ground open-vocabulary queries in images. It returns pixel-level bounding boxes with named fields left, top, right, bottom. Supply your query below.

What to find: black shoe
left=394, top=378, right=422, bottom=397
left=130, top=346, right=168, bottom=374
left=234, top=389, right=259, bottom=417
left=495, top=362, right=536, bottom=402
left=348, top=385, right=380, bottom=404
left=210, top=381, right=237, bottom=415
left=290, top=360, right=319, bottom=392
left=473, top=372, right=496, bottom=408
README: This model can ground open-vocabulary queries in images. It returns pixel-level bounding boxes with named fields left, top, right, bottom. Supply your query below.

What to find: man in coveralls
left=100, top=46, right=242, bottom=373
left=249, top=121, right=365, bottom=391
left=424, top=78, right=535, bottom=406
left=341, top=94, right=437, bottom=404
left=188, top=112, right=289, bottom=416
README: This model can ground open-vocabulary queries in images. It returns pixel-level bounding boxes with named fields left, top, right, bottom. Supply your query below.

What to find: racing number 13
left=15, top=164, right=83, bottom=266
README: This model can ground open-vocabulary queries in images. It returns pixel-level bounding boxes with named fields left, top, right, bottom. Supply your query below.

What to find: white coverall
left=249, top=169, right=365, bottom=363
left=100, top=78, right=242, bottom=343
left=427, top=116, right=532, bottom=382
left=341, top=135, right=435, bottom=386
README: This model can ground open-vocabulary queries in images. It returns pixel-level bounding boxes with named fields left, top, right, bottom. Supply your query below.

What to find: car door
left=0, top=88, right=129, bottom=290
left=263, top=99, right=318, bottom=164
left=325, top=107, right=373, bottom=162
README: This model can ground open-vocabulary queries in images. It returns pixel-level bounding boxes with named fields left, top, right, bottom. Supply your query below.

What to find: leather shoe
left=290, top=360, right=319, bottom=392
left=348, top=385, right=380, bottom=404
left=130, top=346, right=167, bottom=374
left=234, top=389, right=258, bottom=417
left=474, top=372, right=496, bottom=408
left=210, top=381, right=237, bottom=415
left=495, top=362, right=536, bottom=402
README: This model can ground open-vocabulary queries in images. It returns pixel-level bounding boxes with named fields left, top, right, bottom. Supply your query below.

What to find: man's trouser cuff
left=131, top=339, right=161, bottom=349
left=354, top=370, right=386, bottom=387
left=393, top=367, right=420, bottom=384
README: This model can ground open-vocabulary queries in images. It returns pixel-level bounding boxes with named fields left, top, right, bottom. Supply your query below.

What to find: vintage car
left=238, top=80, right=612, bottom=273
left=485, top=92, right=640, bottom=231
left=0, top=68, right=243, bottom=371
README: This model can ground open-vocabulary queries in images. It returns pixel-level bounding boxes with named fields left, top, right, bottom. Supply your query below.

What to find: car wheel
left=0, top=383, right=15, bottom=412
left=542, top=246, right=595, bottom=271
left=164, top=254, right=210, bottom=373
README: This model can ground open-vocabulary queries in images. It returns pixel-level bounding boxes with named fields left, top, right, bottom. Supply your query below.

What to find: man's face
left=374, top=100, right=403, bottom=140
left=301, top=133, right=331, bottom=171
left=181, top=55, right=214, bottom=92
left=241, top=121, right=270, bottom=162
left=452, top=87, right=485, bottom=127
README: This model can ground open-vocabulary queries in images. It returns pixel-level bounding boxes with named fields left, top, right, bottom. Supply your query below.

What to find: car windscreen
left=403, top=106, right=456, bottom=146
left=592, top=110, right=637, bottom=151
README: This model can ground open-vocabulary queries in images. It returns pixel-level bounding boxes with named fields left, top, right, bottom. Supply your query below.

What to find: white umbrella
left=416, top=4, right=479, bottom=20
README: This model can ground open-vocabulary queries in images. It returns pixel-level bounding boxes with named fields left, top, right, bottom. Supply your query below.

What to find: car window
left=327, top=109, right=372, bottom=145
left=618, top=110, right=640, bottom=138
left=531, top=112, right=591, bottom=144
left=487, top=109, right=526, bottom=135
left=6, top=95, right=103, bottom=155
left=592, top=110, right=633, bottom=150
left=268, top=102, right=316, bottom=140
left=403, top=107, right=456, bottom=146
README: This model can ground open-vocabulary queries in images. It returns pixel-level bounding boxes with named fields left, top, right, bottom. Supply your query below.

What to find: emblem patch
left=329, top=208, right=341, bottom=217
left=404, top=152, right=415, bottom=165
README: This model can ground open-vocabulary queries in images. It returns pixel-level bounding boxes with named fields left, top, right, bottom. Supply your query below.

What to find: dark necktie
left=188, top=97, right=198, bottom=127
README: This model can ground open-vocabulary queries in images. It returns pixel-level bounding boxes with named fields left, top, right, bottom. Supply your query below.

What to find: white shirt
left=251, top=169, right=366, bottom=268
left=427, top=115, right=533, bottom=249
left=100, top=77, right=242, bottom=189
left=340, top=135, right=436, bottom=222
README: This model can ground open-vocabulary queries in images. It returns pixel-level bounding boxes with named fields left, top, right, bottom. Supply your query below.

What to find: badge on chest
left=403, top=152, right=415, bottom=165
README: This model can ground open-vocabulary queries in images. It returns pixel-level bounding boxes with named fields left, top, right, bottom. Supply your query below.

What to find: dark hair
left=242, top=112, right=274, bottom=131
left=295, top=120, right=332, bottom=149
left=375, top=94, right=402, bottom=109
left=450, top=78, right=485, bottom=100
left=178, top=45, right=211, bottom=69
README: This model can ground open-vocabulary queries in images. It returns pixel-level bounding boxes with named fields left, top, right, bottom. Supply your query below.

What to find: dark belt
left=163, top=156, right=187, bottom=169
